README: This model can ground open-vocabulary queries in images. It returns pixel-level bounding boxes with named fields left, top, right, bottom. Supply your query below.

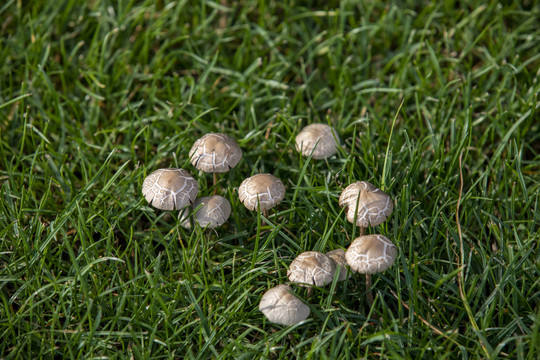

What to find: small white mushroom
left=238, top=173, right=285, bottom=212
left=179, top=195, right=231, bottom=229
left=345, top=234, right=397, bottom=274
left=287, top=251, right=336, bottom=287
left=326, top=249, right=351, bottom=281
left=259, top=284, right=310, bottom=326
left=142, top=168, right=198, bottom=210
left=339, top=181, right=393, bottom=227
left=345, top=234, right=397, bottom=304
left=295, top=123, right=340, bottom=159
left=189, top=133, right=242, bottom=173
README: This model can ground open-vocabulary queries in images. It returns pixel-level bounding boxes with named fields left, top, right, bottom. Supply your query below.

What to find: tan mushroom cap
left=295, top=123, right=340, bottom=159
left=179, top=195, right=231, bottom=229
left=189, top=133, right=242, bottom=173
left=339, top=181, right=393, bottom=227
left=326, top=249, right=351, bottom=281
left=238, top=173, right=285, bottom=211
left=287, top=251, right=336, bottom=287
left=259, top=284, right=310, bottom=326
left=345, top=234, right=397, bottom=274
left=142, top=168, right=198, bottom=210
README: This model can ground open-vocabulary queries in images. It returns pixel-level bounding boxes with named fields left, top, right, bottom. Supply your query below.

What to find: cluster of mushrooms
left=142, top=132, right=286, bottom=228
left=142, top=124, right=397, bottom=327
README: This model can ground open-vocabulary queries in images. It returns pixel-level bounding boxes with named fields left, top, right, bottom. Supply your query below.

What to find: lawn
left=1, top=0, right=539, bottom=359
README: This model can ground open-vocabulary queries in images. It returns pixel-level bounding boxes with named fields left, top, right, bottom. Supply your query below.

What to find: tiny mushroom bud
left=326, top=249, right=351, bottom=281
left=295, top=123, right=340, bottom=159
left=189, top=133, right=242, bottom=173
left=345, top=234, right=397, bottom=275
left=142, top=168, right=198, bottom=210
left=259, top=284, right=310, bottom=326
left=238, top=173, right=285, bottom=212
left=339, top=181, right=393, bottom=227
left=287, top=251, right=336, bottom=287
left=179, top=195, right=231, bottom=229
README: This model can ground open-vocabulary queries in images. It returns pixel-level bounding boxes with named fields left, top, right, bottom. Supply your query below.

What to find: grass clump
left=1, top=0, right=539, bottom=359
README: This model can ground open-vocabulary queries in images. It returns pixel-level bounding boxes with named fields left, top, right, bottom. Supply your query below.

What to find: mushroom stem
left=366, top=274, right=373, bottom=305
left=306, top=287, right=313, bottom=298
left=213, top=172, right=218, bottom=190
left=264, top=120, right=273, bottom=140
left=359, top=226, right=365, bottom=236
left=219, top=0, right=227, bottom=29
left=263, top=209, right=268, bottom=218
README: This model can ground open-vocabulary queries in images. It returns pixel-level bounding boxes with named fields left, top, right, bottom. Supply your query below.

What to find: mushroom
left=189, top=133, right=242, bottom=188
left=237, top=173, right=285, bottom=215
left=345, top=234, right=397, bottom=304
left=339, top=181, right=393, bottom=234
left=326, top=249, right=351, bottom=281
left=295, top=123, right=340, bottom=160
left=179, top=195, right=231, bottom=229
left=259, top=284, right=310, bottom=326
left=142, top=168, right=198, bottom=210
left=287, top=251, right=336, bottom=288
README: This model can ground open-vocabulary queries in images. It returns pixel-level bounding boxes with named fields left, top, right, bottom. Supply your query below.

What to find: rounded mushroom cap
left=259, top=284, right=310, bottom=326
left=287, top=251, right=336, bottom=287
left=326, top=249, right=351, bottom=281
left=189, top=133, right=242, bottom=173
left=179, top=195, right=231, bottom=229
left=339, top=181, right=393, bottom=227
left=238, top=173, right=285, bottom=211
left=345, top=234, right=397, bottom=274
left=295, top=123, right=340, bottom=159
left=142, top=168, right=198, bottom=210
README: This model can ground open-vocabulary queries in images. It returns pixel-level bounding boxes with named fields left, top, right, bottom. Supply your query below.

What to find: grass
left=1, top=0, right=539, bottom=358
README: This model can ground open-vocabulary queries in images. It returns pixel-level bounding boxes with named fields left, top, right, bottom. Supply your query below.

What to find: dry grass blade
left=456, top=152, right=492, bottom=358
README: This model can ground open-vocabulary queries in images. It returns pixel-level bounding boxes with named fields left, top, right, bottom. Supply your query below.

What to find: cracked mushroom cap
left=345, top=235, right=397, bottom=274
left=326, top=249, right=351, bottom=281
left=238, top=173, right=285, bottom=211
left=179, top=195, right=231, bottom=229
left=339, top=181, right=393, bottom=227
left=295, top=123, right=340, bottom=159
left=259, top=284, right=310, bottom=326
left=142, top=168, right=198, bottom=210
left=287, top=251, right=336, bottom=287
left=189, top=133, right=242, bottom=173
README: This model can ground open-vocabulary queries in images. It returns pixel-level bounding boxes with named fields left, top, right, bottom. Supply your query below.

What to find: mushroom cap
left=259, top=284, right=310, bottom=326
left=339, top=181, right=393, bottom=227
left=142, top=168, right=198, bottom=210
left=345, top=234, right=397, bottom=274
left=238, top=173, right=285, bottom=211
left=326, top=249, right=351, bottom=281
left=179, top=195, right=231, bottom=229
left=287, top=251, right=336, bottom=287
left=295, top=123, right=340, bottom=159
left=189, top=133, right=242, bottom=173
